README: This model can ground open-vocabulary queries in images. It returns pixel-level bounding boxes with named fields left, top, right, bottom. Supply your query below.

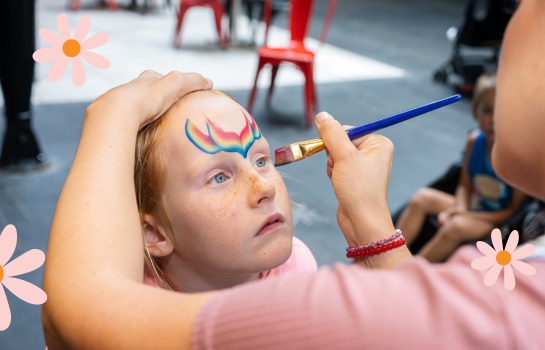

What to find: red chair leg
left=174, top=4, right=191, bottom=48
left=71, top=0, right=80, bottom=11
left=108, top=0, right=118, bottom=10
left=247, top=58, right=267, bottom=113
left=301, top=62, right=316, bottom=127
left=211, top=3, right=228, bottom=50
left=266, top=64, right=280, bottom=107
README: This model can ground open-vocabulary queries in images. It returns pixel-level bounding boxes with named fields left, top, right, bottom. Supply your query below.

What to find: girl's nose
left=247, top=172, right=276, bottom=207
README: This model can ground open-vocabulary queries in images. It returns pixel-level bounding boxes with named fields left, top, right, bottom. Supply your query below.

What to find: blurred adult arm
left=493, top=0, right=545, bottom=198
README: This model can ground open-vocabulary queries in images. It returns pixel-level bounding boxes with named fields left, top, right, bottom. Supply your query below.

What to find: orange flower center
left=496, top=250, right=511, bottom=266
left=63, top=39, right=81, bottom=57
left=0, top=264, right=3, bottom=283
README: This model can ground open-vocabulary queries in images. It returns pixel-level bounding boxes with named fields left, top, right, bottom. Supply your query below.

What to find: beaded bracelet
left=346, top=229, right=403, bottom=253
left=346, top=229, right=406, bottom=259
left=346, top=237, right=406, bottom=259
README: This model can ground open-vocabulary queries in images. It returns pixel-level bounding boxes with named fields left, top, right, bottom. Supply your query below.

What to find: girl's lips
left=255, top=213, right=285, bottom=237
left=256, top=221, right=284, bottom=237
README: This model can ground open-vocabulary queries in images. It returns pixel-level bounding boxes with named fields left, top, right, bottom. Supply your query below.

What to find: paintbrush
left=274, top=94, right=462, bottom=167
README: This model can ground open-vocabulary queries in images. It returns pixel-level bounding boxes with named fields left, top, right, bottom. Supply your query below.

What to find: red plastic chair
left=71, top=0, right=118, bottom=11
left=247, top=0, right=337, bottom=127
left=174, top=0, right=228, bottom=49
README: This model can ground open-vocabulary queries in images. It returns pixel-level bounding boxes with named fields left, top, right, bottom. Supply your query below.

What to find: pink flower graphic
left=33, top=13, right=110, bottom=87
left=0, top=225, right=47, bottom=331
left=471, top=229, right=536, bottom=290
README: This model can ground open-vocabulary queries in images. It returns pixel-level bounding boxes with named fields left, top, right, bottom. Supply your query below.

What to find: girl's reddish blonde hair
left=134, top=90, right=236, bottom=290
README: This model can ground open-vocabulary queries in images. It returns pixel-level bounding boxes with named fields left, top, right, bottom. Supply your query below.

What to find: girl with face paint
left=135, top=90, right=317, bottom=292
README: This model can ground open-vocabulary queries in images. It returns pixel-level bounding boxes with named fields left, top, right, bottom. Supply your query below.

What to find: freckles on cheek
left=199, top=187, right=242, bottom=220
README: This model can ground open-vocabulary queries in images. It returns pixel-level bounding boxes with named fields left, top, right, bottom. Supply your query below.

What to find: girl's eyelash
left=207, top=172, right=227, bottom=184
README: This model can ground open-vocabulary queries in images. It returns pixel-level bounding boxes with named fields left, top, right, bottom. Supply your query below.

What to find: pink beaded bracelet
left=346, top=229, right=403, bottom=253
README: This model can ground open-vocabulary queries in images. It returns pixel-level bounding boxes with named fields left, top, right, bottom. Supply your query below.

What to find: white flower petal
left=511, top=259, right=536, bottom=276
left=511, top=244, right=535, bottom=260
left=491, top=228, right=503, bottom=252
left=477, top=241, right=497, bottom=256
left=0, top=284, right=11, bottom=331
left=505, top=230, right=519, bottom=253
left=471, top=256, right=496, bottom=270
left=484, top=264, right=502, bottom=286
left=504, top=264, right=515, bottom=290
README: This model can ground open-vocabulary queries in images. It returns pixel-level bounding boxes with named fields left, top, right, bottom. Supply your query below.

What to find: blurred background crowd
left=1, top=0, right=542, bottom=347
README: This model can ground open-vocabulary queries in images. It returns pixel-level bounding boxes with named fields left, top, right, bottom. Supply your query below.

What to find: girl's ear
left=143, top=214, right=174, bottom=257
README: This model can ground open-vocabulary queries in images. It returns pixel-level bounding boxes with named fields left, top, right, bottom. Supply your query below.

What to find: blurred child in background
left=396, top=72, right=526, bottom=262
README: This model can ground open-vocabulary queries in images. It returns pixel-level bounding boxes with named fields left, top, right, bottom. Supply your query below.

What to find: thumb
left=315, top=112, right=357, bottom=161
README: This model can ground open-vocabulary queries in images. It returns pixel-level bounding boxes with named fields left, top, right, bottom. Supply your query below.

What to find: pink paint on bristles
left=274, top=146, right=295, bottom=167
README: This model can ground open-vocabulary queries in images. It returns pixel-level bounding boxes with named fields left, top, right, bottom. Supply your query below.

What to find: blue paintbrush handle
left=345, top=94, right=462, bottom=139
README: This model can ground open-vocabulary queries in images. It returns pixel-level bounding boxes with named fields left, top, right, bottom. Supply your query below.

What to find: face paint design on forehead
left=185, top=110, right=262, bottom=158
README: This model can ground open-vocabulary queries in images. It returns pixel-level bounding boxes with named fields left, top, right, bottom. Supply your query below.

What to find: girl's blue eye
left=255, top=158, right=267, bottom=168
left=211, top=173, right=227, bottom=184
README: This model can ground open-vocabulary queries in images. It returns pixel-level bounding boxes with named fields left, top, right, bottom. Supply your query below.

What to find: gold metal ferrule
left=292, top=138, right=326, bottom=161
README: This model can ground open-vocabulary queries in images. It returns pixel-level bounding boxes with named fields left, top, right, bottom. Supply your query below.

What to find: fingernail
left=205, top=78, right=213, bottom=89
left=316, top=112, right=332, bottom=126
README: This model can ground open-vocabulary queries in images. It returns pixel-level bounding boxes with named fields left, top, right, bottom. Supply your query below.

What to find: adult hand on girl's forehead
left=88, top=70, right=213, bottom=130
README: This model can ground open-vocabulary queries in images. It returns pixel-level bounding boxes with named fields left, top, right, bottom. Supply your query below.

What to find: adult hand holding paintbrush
left=299, top=96, right=462, bottom=268
left=314, top=112, right=410, bottom=268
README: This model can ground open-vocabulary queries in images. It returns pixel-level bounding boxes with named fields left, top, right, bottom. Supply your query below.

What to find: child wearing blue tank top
left=396, top=72, right=526, bottom=262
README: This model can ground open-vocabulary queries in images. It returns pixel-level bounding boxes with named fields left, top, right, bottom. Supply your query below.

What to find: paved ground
left=0, top=0, right=477, bottom=347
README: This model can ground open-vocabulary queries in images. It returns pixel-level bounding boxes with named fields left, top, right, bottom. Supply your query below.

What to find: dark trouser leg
left=0, top=0, right=46, bottom=170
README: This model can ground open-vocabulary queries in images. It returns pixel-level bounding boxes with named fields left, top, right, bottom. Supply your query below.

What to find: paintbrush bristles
left=274, top=139, right=325, bottom=166
left=274, top=145, right=296, bottom=167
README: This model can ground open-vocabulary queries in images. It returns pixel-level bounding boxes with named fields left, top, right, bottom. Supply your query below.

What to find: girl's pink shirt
left=143, top=236, right=318, bottom=288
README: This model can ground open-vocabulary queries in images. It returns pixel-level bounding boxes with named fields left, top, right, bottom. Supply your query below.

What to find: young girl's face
left=157, top=92, right=293, bottom=274
left=474, top=90, right=495, bottom=142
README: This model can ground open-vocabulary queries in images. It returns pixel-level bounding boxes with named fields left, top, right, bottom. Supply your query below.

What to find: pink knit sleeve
left=192, top=246, right=545, bottom=349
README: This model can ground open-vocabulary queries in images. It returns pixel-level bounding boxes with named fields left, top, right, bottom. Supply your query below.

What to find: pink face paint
left=185, top=110, right=262, bottom=158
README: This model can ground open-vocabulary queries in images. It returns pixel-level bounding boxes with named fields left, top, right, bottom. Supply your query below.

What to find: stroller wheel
left=433, top=69, right=448, bottom=83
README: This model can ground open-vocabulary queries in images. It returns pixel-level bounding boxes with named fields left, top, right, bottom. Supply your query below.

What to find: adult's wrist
left=354, top=244, right=412, bottom=269
left=345, top=204, right=395, bottom=246
left=344, top=209, right=412, bottom=269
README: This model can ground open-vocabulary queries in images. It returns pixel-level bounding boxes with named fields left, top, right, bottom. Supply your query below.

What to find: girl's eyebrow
left=185, top=157, right=218, bottom=178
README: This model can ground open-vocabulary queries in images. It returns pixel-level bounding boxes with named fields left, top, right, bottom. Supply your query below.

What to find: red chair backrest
left=263, top=0, right=337, bottom=47
left=289, top=0, right=315, bottom=44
